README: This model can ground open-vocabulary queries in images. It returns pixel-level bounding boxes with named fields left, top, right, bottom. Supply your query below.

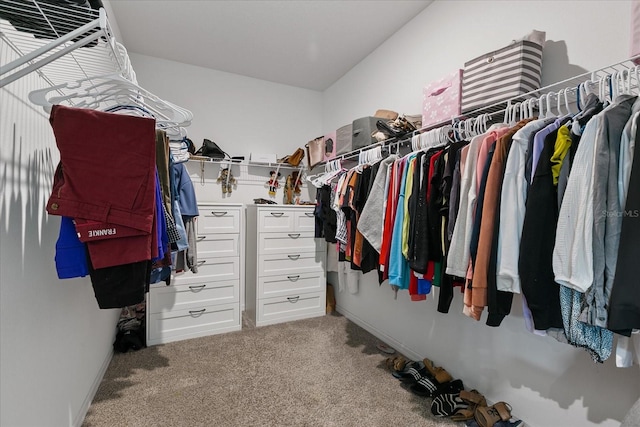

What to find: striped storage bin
left=461, top=40, right=543, bottom=113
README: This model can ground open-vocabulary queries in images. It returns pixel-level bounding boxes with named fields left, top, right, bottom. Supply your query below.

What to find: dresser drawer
left=148, top=303, right=240, bottom=345
left=198, top=208, right=240, bottom=234
left=174, top=256, right=239, bottom=284
left=197, top=233, right=239, bottom=259
left=294, top=210, right=316, bottom=232
left=257, top=292, right=325, bottom=326
left=149, top=280, right=239, bottom=314
left=258, top=209, right=295, bottom=232
left=258, top=231, right=318, bottom=255
left=258, top=253, right=324, bottom=277
left=258, top=272, right=324, bottom=298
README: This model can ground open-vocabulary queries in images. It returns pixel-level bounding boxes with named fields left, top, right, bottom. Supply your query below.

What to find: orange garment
left=469, top=119, right=532, bottom=320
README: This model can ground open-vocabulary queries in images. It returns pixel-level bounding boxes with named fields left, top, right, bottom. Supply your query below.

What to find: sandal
left=431, top=393, right=468, bottom=417
left=423, top=358, right=453, bottom=384
left=450, top=390, right=487, bottom=422
left=392, top=360, right=424, bottom=381
left=385, top=356, right=405, bottom=372
left=475, top=402, right=512, bottom=427
left=409, top=376, right=462, bottom=399
left=395, top=360, right=426, bottom=382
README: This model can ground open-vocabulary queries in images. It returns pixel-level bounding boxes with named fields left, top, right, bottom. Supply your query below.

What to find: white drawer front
left=258, top=272, right=324, bottom=298
left=173, top=256, right=239, bottom=284
left=258, top=210, right=295, bottom=232
left=197, top=234, right=239, bottom=259
left=198, top=209, right=240, bottom=234
left=148, top=303, right=240, bottom=344
left=294, top=210, right=316, bottom=231
left=258, top=232, right=317, bottom=255
left=257, top=292, right=324, bottom=326
left=149, top=280, right=239, bottom=314
left=258, top=253, right=323, bottom=276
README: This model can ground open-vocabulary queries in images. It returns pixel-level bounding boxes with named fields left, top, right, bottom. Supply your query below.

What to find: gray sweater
left=357, top=155, right=398, bottom=253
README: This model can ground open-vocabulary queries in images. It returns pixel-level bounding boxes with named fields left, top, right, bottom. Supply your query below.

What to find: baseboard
left=335, top=304, right=422, bottom=362
left=73, top=348, right=113, bottom=427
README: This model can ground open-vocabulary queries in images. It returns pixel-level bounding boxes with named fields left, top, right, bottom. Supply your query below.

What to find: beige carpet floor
left=83, top=313, right=464, bottom=427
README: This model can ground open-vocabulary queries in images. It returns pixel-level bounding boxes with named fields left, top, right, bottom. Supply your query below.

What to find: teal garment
left=388, top=158, right=411, bottom=289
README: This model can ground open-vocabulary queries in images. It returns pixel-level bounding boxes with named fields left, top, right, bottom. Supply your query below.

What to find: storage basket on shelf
left=461, top=39, right=543, bottom=113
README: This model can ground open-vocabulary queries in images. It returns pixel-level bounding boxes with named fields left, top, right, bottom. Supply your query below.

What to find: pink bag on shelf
left=632, top=1, right=640, bottom=64
left=422, top=70, right=462, bottom=128
left=324, top=131, right=336, bottom=161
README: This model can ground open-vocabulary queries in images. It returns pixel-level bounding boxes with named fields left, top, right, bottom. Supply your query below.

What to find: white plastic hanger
left=555, top=91, right=565, bottom=116
left=545, top=93, right=556, bottom=119
left=538, top=94, right=546, bottom=118
left=29, top=73, right=193, bottom=126
left=503, top=100, right=512, bottom=124
left=563, top=88, right=574, bottom=115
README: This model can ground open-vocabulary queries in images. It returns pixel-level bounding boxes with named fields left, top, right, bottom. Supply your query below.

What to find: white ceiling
left=108, top=0, right=433, bottom=91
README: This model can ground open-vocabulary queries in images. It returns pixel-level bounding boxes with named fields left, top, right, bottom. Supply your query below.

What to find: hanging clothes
left=608, top=111, right=640, bottom=333
left=358, top=155, right=399, bottom=252
left=472, top=118, right=531, bottom=323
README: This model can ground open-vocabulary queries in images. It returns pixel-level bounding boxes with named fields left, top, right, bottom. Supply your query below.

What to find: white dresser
left=147, top=203, right=243, bottom=345
left=245, top=205, right=326, bottom=327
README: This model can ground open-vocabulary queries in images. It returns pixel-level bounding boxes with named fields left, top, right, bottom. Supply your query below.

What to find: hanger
left=29, top=73, right=193, bottom=126
left=538, top=94, right=546, bottom=118
left=562, top=88, right=574, bottom=116
left=555, top=91, right=565, bottom=116
left=545, top=93, right=556, bottom=119
left=503, top=100, right=512, bottom=124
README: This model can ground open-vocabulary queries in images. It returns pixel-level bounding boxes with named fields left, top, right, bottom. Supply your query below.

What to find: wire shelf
left=0, top=0, right=133, bottom=93
left=315, top=56, right=640, bottom=169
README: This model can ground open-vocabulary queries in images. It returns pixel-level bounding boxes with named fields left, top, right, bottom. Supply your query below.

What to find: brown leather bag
left=374, top=109, right=399, bottom=120
left=286, top=148, right=305, bottom=167
left=305, top=136, right=325, bottom=169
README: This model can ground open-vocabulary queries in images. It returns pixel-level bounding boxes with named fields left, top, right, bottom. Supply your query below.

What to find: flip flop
left=431, top=392, right=469, bottom=417
left=392, top=360, right=425, bottom=381
left=376, top=342, right=396, bottom=354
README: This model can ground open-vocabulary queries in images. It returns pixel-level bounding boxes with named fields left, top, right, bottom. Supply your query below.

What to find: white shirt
left=445, top=133, right=485, bottom=277
left=496, top=119, right=551, bottom=293
left=553, top=114, right=602, bottom=292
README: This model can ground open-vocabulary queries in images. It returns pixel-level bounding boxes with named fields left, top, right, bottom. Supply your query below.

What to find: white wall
left=323, top=0, right=633, bottom=130
left=323, top=1, right=640, bottom=427
left=0, top=41, right=119, bottom=426
left=129, top=53, right=323, bottom=206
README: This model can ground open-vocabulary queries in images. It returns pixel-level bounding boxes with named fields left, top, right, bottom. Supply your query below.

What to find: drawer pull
left=304, top=212, right=314, bottom=217
left=196, top=236, right=207, bottom=241
left=189, top=309, right=206, bottom=316
left=287, top=275, right=301, bottom=281
left=211, top=211, right=227, bottom=217
left=197, top=260, right=207, bottom=266
left=189, top=285, right=207, bottom=292
left=287, top=233, right=300, bottom=239
left=287, top=254, right=300, bottom=260
left=270, top=212, right=284, bottom=217
left=287, top=296, right=300, bottom=303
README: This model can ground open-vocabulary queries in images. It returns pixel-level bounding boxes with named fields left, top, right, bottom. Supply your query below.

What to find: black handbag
left=195, top=139, right=229, bottom=160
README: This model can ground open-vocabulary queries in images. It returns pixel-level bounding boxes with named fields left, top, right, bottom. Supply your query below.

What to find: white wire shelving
left=318, top=56, right=640, bottom=168
left=0, top=0, right=134, bottom=90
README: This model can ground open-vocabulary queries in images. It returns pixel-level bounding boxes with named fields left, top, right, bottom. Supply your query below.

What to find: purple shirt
left=530, top=118, right=565, bottom=184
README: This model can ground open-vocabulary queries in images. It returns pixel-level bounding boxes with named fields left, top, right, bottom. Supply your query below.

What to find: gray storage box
left=352, top=116, right=379, bottom=150
left=336, top=123, right=353, bottom=155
